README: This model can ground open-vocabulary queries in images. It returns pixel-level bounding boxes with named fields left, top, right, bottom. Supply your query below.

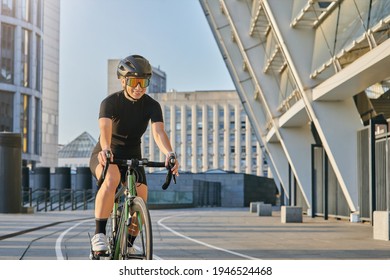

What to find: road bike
left=90, top=152, right=176, bottom=260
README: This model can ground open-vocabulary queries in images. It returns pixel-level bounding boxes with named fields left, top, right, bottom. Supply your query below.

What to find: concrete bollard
left=249, top=201, right=263, bottom=213
left=373, top=211, right=390, bottom=241
left=281, top=206, right=302, bottom=223
left=257, top=203, right=272, bottom=216
left=350, top=213, right=360, bottom=223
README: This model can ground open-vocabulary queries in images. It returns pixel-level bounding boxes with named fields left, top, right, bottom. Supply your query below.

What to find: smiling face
left=121, top=77, right=148, bottom=100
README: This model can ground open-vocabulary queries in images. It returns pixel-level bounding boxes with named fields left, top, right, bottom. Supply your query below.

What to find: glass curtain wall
left=0, top=0, right=44, bottom=164
left=312, top=0, right=390, bottom=79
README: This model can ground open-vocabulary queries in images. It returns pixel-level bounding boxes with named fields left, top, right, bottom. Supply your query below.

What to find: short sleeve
left=150, top=99, right=164, bottom=123
left=99, top=96, right=115, bottom=119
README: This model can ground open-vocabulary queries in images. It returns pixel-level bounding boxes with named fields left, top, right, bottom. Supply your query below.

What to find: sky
left=59, top=0, right=234, bottom=144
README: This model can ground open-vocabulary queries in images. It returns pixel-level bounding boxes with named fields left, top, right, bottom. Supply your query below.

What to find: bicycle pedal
left=90, top=251, right=109, bottom=260
left=96, top=251, right=110, bottom=257
left=89, top=252, right=100, bottom=260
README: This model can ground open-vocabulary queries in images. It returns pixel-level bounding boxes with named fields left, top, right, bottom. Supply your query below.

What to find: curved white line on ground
left=157, top=214, right=260, bottom=260
left=56, top=220, right=90, bottom=260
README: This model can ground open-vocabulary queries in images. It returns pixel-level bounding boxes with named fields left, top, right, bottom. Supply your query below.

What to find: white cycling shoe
left=91, top=233, right=109, bottom=252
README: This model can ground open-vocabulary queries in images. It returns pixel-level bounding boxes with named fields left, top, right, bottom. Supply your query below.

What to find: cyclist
left=89, top=54, right=179, bottom=255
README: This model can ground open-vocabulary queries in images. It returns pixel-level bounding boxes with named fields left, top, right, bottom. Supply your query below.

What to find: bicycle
left=90, top=152, right=176, bottom=260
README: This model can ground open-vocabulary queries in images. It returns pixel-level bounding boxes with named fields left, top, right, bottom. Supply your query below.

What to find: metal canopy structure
left=200, top=0, right=390, bottom=219
left=290, top=0, right=341, bottom=28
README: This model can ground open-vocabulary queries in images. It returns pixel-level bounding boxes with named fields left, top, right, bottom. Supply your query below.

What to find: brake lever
left=161, top=171, right=172, bottom=190
left=161, top=156, right=177, bottom=190
left=97, top=150, right=111, bottom=187
left=169, top=156, right=177, bottom=185
left=169, top=157, right=176, bottom=184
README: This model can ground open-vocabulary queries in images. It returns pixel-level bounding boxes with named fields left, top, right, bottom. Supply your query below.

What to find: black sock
left=95, top=219, right=108, bottom=235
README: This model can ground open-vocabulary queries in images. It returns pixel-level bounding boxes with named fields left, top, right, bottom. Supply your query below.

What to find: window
left=20, top=94, right=30, bottom=153
left=186, top=109, right=192, bottom=130
left=21, top=0, right=31, bottom=22
left=175, top=108, right=181, bottom=130
left=21, top=29, right=30, bottom=87
left=144, top=147, right=149, bottom=157
left=35, top=34, right=42, bottom=90
left=164, top=106, right=170, bottom=131
left=36, top=0, right=43, bottom=28
left=1, top=0, right=15, bottom=17
left=0, top=91, right=13, bottom=131
left=175, top=134, right=181, bottom=145
left=0, top=23, right=15, bottom=83
left=34, top=97, right=41, bottom=155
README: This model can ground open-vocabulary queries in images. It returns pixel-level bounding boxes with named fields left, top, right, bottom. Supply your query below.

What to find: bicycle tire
left=125, top=196, right=153, bottom=260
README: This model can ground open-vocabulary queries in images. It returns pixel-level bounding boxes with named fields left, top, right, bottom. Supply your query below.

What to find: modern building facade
left=40, top=0, right=60, bottom=168
left=143, top=90, right=267, bottom=175
left=200, top=0, right=390, bottom=221
left=0, top=0, right=60, bottom=169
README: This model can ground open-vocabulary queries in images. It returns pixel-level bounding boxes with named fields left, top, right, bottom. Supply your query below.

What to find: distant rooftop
left=58, top=131, right=97, bottom=158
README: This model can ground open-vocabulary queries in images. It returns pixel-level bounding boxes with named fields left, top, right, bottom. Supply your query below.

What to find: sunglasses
left=126, top=78, right=150, bottom=88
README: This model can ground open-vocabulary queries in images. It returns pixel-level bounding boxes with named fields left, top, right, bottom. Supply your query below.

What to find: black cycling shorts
left=89, top=149, right=147, bottom=186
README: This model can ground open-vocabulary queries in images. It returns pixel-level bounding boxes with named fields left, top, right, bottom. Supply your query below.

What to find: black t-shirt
left=92, top=90, right=163, bottom=158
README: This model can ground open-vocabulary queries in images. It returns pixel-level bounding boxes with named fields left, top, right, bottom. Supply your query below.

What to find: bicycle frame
left=112, top=168, right=139, bottom=259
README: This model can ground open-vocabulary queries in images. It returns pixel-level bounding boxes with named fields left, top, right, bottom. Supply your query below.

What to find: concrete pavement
left=0, top=207, right=389, bottom=260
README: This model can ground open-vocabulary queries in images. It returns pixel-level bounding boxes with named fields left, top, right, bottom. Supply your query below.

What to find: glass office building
left=0, top=0, right=60, bottom=168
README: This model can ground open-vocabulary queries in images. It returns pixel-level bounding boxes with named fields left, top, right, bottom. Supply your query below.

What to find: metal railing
left=358, top=125, right=389, bottom=222
left=22, top=188, right=96, bottom=212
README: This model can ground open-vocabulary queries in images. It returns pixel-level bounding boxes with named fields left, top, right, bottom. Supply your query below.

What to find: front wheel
left=119, top=196, right=153, bottom=260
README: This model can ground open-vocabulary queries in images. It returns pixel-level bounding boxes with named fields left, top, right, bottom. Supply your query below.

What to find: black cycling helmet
left=117, top=55, right=152, bottom=79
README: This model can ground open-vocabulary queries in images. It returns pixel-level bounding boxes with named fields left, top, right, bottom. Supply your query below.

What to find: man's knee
left=100, top=166, right=120, bottom=190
